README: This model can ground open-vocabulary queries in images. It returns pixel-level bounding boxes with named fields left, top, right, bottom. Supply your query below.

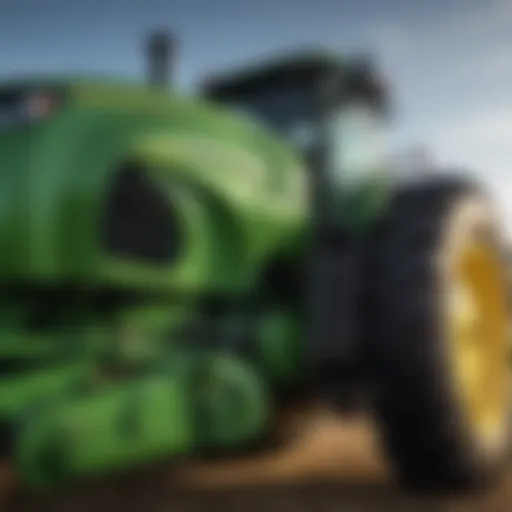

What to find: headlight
left=24, top=91, right=62, bottom=121
left=0, top=87, right=65, bottom=130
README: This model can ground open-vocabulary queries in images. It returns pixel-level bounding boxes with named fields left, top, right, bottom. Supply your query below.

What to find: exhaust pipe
left=147, top=30, right=176, bottom=88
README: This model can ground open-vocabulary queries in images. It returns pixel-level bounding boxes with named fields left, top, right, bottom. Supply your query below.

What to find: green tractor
left=0, top=31, right=509, bottom=493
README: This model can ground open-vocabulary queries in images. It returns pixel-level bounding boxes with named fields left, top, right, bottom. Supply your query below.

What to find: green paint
left=0, top=52, right=394, bottom=489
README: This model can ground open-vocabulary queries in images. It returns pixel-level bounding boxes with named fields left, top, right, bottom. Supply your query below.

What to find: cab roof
left=201, top=50, right=387, bottom=108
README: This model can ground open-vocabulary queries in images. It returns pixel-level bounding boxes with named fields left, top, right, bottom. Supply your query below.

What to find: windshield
left=327, top=102, right=386, bottom=188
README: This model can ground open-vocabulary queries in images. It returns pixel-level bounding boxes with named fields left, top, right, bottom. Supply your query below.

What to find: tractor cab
left=203, top=54, right=393, bottom=400
left=202, top=53, right=389, bottom=198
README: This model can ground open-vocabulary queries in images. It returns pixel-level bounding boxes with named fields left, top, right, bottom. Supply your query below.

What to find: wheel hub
left=448, top=240, right=509, bottom=448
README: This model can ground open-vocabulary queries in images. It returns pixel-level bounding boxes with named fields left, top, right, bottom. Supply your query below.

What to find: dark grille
left=101, top=164, right=182, bottom=265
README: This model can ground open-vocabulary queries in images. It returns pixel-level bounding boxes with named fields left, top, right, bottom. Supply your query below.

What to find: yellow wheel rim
left=448, top=239, right=509, bottom=445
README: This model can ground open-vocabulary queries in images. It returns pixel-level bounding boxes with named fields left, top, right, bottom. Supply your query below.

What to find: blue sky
left=2, top=0, right=512, bottom=233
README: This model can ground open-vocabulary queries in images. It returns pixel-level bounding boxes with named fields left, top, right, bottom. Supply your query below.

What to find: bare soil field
left=2, top=405, right=511, bottom=512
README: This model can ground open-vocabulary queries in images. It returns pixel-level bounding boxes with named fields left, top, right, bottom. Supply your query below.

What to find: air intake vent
left=101, top=164, right=181, bottom=264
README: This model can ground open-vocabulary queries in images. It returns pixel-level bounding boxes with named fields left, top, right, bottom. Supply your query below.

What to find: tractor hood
left=0, top=76, right=309, bottom=293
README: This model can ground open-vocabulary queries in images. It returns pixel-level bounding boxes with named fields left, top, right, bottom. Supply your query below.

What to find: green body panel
left=0, top=364, right=90, bottom=417
left=257, top=309, right=305, bottom=386
left=0, top=69, right=387, bottom=489
left=16, top=373, right=193, bottom=488
left=15, top=351, right=270, bottom=488
left=0, top=78, right=308, bottom=294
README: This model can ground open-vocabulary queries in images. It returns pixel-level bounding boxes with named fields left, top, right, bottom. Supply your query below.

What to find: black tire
left=364, top=176, right=511, bottom=492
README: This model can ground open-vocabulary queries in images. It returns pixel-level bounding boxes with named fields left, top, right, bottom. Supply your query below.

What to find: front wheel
left=364, top=177, right=511, bottom=492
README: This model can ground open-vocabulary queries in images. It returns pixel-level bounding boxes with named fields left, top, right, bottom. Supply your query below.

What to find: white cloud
left=368, top=0, right=512, bottom=237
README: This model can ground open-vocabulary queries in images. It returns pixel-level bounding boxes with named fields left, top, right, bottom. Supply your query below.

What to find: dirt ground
left=2, top=405, right=512, bottom=512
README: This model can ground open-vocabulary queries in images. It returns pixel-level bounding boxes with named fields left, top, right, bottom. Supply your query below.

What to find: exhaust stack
left=147, top=30, right=176, bottom=87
